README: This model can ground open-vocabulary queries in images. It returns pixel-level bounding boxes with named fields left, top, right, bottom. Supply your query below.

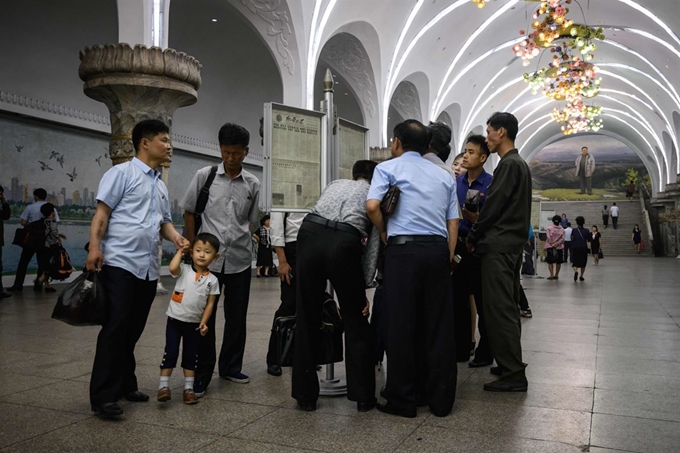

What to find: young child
left=35, top=203, right=66, bottom=293
left=157, top=232, right=221, bottom=405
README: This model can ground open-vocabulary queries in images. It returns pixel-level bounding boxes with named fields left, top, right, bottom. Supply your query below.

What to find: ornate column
left=78, top=43, right=202, bottom=165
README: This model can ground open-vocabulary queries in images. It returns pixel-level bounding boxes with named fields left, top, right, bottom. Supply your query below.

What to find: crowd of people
left=0, top=113, right=534, bottom=420
left=0, top=111, right=652, bottom=422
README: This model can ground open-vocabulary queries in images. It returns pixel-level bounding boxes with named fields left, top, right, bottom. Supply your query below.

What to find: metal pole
left=318, top=68, right=347, bottom=396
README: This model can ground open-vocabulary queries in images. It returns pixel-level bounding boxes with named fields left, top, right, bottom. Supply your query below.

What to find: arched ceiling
left=308, top=0, right=680, bottom=194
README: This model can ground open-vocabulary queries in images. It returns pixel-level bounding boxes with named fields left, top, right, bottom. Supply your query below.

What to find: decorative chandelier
left=514, top=0, right=605, bottom=134
left=470, top=0, right=491, bottom=8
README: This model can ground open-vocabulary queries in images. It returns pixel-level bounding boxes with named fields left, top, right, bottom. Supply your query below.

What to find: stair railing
left=639, top=186, right=654, bottom=250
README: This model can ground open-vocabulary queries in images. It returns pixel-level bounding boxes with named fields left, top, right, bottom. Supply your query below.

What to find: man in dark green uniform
left=466, top=112, right=532, bottom=392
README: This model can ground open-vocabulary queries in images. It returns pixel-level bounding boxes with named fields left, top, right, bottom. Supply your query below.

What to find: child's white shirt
left=166, top=263, right=220, bottom=323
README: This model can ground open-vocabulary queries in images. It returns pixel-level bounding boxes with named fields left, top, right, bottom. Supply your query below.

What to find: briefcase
left=380, top=185, right=401, bottom=216
left=274, top=315, right=296, bottom=367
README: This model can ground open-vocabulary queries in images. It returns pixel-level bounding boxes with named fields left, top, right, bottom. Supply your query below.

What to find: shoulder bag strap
left=195, top=165, right=218, bottom=216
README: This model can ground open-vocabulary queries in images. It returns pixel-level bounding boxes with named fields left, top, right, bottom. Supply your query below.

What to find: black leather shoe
left=297, top=400, right=316, bottom=411
left=0, top=292, right=11, bottom=299
left=483, top=379, right=528, bottom=392
left=357, top=399, right=376, bottom=412
left=7, top=286, right=22, bottom=292
left=267, top=364, right=282, bottom=376
left=123, top=391, right=150, bottom=402
left=490, top=366, right=502, bottom=376
left=468, top=359, right=493, bottom=368
left=91, top=402, right=124, bottom=418
left=376, top=401, right=416, bottom=418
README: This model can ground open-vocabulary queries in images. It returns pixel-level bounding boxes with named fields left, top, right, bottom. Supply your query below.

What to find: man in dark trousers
left=467, top=112, right=531, bottom=393
left=265, top=211, right=306, bottom=376
left=87, top=120, right=189, bottom=418
left=181, top=123, right=260, bottom=395
left=292, top=160, right=378, bottom=413
left=367, top=119, right=459, bottom=418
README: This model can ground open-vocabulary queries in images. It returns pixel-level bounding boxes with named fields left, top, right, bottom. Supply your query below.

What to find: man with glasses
left=181, top=123, right=260, bottom=396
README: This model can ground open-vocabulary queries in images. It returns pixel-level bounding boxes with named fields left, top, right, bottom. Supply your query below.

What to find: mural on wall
left=0, top=116, right=228, bottom=273
left=529, top=135, right=648, bottom=201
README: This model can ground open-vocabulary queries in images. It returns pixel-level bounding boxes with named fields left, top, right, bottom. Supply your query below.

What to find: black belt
left=304, top=214, right=362, bottom=238
left=388, top=235, right=447, bottom=245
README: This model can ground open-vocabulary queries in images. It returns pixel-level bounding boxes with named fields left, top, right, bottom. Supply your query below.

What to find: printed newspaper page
left=338, top=120, right=367, bottom=180
left=271, top=107, right=322, bottom=209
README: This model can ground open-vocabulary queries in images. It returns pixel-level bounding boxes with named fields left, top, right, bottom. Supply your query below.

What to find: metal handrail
left=639, top=187, right=654, bottom=245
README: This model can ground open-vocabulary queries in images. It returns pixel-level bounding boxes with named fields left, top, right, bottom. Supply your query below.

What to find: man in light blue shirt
left=86, top=120, right=188, bottom=419
left=8, top=188, right=60, bottom=291
left=367, top=119, right=459, bottom=418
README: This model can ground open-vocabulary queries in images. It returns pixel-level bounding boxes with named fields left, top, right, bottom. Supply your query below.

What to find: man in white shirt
left=610, top=203, right=620, bottom=230
left=563, top=222, right=573, bottom=263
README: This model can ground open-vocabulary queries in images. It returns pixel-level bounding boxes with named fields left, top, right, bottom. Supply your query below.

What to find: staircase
left=540, top=201, right=652, bottom=256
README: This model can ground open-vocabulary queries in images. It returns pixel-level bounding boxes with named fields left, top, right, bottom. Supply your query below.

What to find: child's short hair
left=192, top=232, right=220, bottom=253
left=40, top=202, right=55, bottom=218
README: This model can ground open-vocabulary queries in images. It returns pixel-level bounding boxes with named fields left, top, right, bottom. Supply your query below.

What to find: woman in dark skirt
left=254, top=215, right=273, bottom=277
left=571, top=216, right=592, bottom=282
left=590, top=225, right=602, bottom=265
left=632, top=224, right=643, bottom=254
left=544, top=215, right=565, bottom=280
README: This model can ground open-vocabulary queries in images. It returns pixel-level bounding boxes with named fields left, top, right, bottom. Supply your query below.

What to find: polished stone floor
left=1, top=256, right=679, bottom=452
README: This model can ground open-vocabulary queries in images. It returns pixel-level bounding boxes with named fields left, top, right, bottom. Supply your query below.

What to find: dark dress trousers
left=292, top=220, right=375, bottom=404
left=382, top=238, right=457, bottom=416
left=266, top=241, right=298, bottom=365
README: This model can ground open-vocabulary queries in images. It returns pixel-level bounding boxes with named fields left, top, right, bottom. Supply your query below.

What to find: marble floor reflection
left=1, top=256, right=679, bottom=452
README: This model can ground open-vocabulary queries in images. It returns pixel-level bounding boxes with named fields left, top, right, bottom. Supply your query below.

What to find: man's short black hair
left=487, top=112, right=519, bottom=141
left=567, top=222, right=571, bottom=227
left=218, top=123, right=250, bottom=147
left=132, top=119, right=170, bottom=152
left=465, top=134, right=490, bottom=157
left=40, top=202, right=55, bottom=218
left=393, top=119, right=431, bottom=154
left=582, top=146, right=589, bottom=151
left=427, top=121, right=452, bottom=162
left=0, top=185, right=3, bottom=192
left=192, top=232, right=220, bottom=254
left=352, top=160, right=378, bottom=181
left=575, top=216, right=585, bottom=227
left=33, top=188, right=47, bottom=200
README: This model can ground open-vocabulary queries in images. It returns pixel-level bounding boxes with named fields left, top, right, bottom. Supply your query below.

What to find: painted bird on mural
left=56, top=155, right=65, bottom=168
left=39, top=161, right=53, bottom=171
left=66, top=167, right=77, bottom=182
left=15, top=145, right=23, bottom=153
left=49, top=151, right=60, bottom=160
left=95, top=155, right=103, bottom=166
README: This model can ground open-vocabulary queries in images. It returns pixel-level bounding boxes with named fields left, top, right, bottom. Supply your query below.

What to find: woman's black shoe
left=468, top=359, right=493, bottom=368
left=357, top=399, right=376, bottom=412
left=376, top=401, right=416, bottom=418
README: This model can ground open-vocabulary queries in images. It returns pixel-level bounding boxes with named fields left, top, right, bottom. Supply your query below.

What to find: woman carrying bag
left=544, top=215, right=565, bottom=280
left=571, top=216, right=592, bottom=282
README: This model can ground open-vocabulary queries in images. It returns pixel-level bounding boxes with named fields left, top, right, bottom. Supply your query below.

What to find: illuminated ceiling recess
left=514, top=0, right=605, bottom=135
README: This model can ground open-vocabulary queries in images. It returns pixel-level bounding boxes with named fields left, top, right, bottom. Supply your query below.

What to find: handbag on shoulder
left=380, top=185, right=401, bottom=216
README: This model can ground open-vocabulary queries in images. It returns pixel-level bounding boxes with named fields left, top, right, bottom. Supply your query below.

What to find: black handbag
left=274, top=293, right=344, bottom=367
left=274, top=315, right=296, bottom=367
left=380, top=185, right=400, bottom=216
left=12, top=227, right=25, bottom=247
left=598, top=250, right=604, bottom=259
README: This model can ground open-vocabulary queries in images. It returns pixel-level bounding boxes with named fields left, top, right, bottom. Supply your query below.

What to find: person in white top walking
left=610, top=203, right=620, bottom=229
left=563, top=222, right=573, bottom=263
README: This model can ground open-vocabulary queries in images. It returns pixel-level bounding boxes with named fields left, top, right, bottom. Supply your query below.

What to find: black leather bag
left=274, top=315, right=296, bottom=367
left=12, top=228, right=25, bottom=247
left=380, top=185, right=401, bottom=216
left=274, top=293, right=344, bottom=367
left=13, top=220, right=47, bottom=251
